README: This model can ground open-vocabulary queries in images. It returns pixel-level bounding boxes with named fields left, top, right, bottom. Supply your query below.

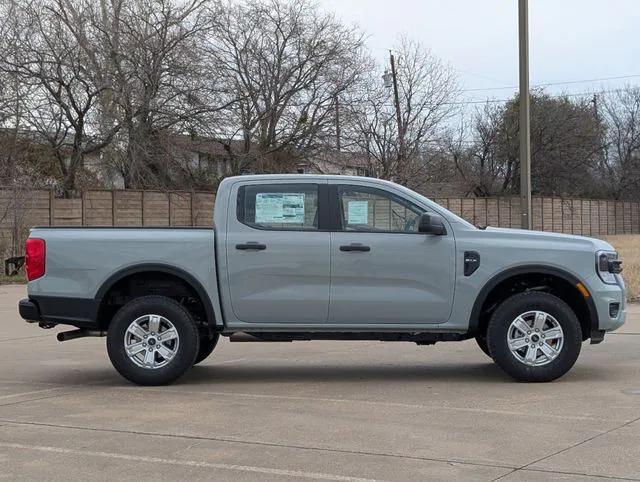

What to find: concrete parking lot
left=1, top=284, right=639, bottom=481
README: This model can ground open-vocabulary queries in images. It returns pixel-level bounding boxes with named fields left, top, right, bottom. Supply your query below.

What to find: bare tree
left=600, top=86, right=640, bottom=199
left=439, top=101, right=518, bottom=196
left=0, top=0, right=122, bottom=196
left=207, top=0, right=367, bottom=175
left=108, top=0, right=220, bottom=188
left=342, top=37, right=459, bottom=189
left=445, top=92, right=605, bottom=197
left=0, top=69, right=18, bottom=128
left=0, top=1, right=40, bottom=185
left=53, top=0, right=218, bottom=188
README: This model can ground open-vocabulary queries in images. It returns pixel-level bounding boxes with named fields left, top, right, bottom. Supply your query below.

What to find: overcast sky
left=317, top=0, right=640, bottom=103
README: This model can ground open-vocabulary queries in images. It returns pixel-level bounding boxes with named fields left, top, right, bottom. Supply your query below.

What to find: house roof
left=168, top=134, right=254, bottom=157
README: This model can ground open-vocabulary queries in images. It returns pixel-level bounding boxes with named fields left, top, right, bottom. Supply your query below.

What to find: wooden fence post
left=112, top=190, right=116, bottom=226
left=49, top=188, right=54, bottom=226
left=81, top=190, right=86, bottom=226
left=190, top=192, right=195, bottom=226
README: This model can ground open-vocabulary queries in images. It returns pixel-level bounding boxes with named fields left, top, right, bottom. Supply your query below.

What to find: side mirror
left=418, top=213, right=447, bottom=235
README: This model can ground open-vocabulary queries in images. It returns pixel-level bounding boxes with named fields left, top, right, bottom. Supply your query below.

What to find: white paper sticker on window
left=347, top=200, right=369, bottom=224
left=255, top=193, right=305, bottom=223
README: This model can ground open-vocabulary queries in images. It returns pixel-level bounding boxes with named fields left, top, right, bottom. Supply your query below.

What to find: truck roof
left=222, top=174, right=403, bottom=188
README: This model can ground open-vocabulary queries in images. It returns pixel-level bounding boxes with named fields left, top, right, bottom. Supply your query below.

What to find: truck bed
left=26, top=227, right=219, bottom=327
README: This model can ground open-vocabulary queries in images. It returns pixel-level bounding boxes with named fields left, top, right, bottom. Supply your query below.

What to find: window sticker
left=347, top=200, right=369, bottom=224
left=255, top=193, right=305, bottom=223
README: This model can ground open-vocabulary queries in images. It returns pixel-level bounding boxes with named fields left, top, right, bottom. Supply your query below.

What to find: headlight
left=596, top=250, right=622, bottom=285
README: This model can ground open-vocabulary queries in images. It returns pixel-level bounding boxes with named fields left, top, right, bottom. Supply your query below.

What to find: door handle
left=339, top=244, right=371, bottom=252
left=236, top=242, right=267, bottom=251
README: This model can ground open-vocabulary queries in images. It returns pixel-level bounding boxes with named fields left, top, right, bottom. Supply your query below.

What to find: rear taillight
left=25, top=238, right=46, bottom=281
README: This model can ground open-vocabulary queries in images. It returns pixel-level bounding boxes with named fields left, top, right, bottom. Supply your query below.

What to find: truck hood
left=483, top=226, right=615, bottom=252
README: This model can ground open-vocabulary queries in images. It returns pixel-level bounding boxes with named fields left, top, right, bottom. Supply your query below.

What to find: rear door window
left=238, top=184, right=319, bottom=231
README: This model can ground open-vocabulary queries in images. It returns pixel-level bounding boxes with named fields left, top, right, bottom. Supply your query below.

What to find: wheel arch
left=469, top=265, right=598, bottom=340
left=95, top=263, right=216, bottom=330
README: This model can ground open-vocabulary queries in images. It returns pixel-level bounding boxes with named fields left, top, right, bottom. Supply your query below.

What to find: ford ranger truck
left=18, top=175, right=626, bottom=385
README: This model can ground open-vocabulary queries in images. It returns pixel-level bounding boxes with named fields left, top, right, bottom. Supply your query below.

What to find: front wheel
left=107, top=295, right=200, bottom=385
left=487, top=292, right=582, bottom=382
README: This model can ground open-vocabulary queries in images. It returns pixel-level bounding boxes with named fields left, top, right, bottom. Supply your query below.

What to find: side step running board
left=226, top=331, right=469, bottom=344
left=229, top=332, right=290, bottom=342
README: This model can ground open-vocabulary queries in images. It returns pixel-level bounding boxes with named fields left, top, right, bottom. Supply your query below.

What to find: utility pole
left=334, top=94, right=341, bottom=152
left=592, top=93, right=599, bottom=120
left=389, top=51, right=405, bottom=176
left=518, top=0, right=532, bottom=229
left=592, top=93, right=609, bottom=166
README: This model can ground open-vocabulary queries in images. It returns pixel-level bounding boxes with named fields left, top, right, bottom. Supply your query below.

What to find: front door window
left=337, top=185, right=425, bottom=233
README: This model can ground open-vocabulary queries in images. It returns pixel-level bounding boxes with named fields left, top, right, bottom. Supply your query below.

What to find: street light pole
left=519, top=0, right=532, bottom=229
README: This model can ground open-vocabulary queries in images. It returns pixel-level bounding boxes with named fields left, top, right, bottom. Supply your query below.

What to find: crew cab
left=19, top=175, right=626, bottom=385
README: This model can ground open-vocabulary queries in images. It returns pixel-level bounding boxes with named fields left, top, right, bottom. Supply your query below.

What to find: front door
left=225, top=181, right=330, bottom=323
left=328, top=183, right=456, bottom=325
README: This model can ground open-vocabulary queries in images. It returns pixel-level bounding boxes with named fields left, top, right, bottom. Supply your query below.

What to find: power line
left=340, top=88, right=624, bottom=107
left=372, top=42, right=640, bottom=92
left=227, top=87, right=635, bottom=110
left=448, top=87, right=630, bottom=106
left=461, top=74, right=640, bottom=93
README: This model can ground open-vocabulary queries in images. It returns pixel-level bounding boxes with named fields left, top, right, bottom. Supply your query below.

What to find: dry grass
left=0, top=274, right=26, bottom=285
left=604, top=235, right=640, bottom=302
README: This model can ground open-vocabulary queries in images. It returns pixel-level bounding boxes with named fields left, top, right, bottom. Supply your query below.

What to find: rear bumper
left=19, top=298, right=41, bottom=322
left=18, top=296, right=99, bottom=329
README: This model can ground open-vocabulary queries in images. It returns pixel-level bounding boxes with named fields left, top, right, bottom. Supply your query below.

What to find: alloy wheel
left=124, top=314, right=180, bottom=369
left=506, top=310, right=564, bottom=367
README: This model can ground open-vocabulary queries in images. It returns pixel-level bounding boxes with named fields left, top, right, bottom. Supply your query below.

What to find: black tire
left=487, top=291, right=582, bottom=382
left=193, top=333, right=220, bottom=365
left=475, top=335, right=492, bottom=359
left=107, top=295, right=200, bottom=386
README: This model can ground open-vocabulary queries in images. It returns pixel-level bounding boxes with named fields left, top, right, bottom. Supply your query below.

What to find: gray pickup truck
left=19, top=175, right=626, bottom=385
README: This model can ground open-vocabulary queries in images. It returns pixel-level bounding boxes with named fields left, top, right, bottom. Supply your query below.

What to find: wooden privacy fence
left=4, top=188, right=216, bottom=228
left=0, top=188, right=639, bottom=260
left=0, top=188, right=216, bottom=259
left=433, top=196, right=640, bottom=236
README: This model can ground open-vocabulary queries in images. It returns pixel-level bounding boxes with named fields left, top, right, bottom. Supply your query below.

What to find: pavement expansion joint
left=0, top=418, right=520, bottom=471
left=491, top=414, right=640, bottom=481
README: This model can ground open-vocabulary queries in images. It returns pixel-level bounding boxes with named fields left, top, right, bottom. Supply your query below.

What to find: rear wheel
left=487, top=292, right=582, bottom=382
left=194, top=333, right=220, bottom=365
left=107, top=295, right=200, bottom=385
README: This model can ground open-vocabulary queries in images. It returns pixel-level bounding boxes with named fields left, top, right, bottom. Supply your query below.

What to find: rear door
left=328, top=182, right=456, bottom=325
left=224, top=180, right=330, bottom=323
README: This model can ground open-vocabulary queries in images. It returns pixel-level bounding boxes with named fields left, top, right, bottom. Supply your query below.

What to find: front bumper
left=586, top=274, right=626, bottom=334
